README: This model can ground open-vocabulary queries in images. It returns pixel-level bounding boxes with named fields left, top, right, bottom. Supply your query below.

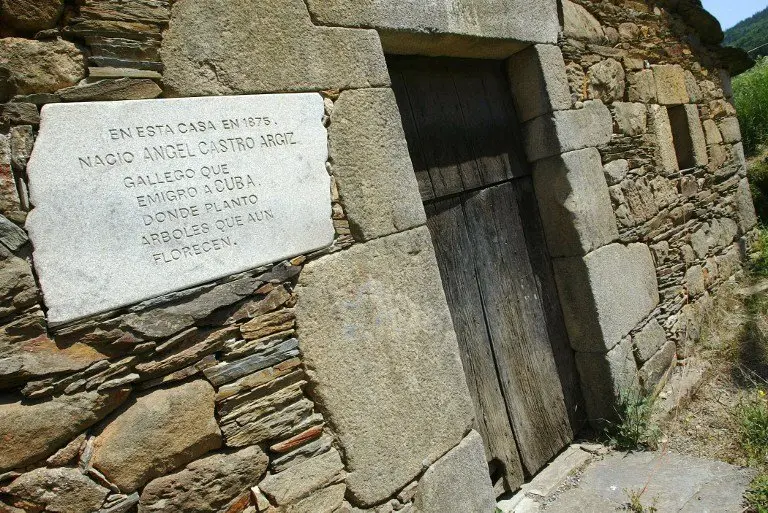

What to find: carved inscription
left=26, top=94, right=333, bottom=324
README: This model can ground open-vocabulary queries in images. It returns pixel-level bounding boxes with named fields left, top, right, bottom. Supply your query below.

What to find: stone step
left=496, top=444, right=595, bottom=513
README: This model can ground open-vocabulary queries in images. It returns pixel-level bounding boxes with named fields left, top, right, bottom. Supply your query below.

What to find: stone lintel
left=652, top=64, right=689, bottom=106
left=305, top=0, right=560, bottom=52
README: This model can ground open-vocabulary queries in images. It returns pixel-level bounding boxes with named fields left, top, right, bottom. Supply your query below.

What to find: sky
left=701, top=0, right=768, bottom=30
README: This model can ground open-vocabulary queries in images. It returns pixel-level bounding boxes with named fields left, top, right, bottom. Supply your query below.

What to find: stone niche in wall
left=25, top=94, right=334, bottom=325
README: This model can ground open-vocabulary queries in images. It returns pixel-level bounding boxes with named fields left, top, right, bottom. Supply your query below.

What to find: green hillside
left=725, top=7, right=768, bottom=58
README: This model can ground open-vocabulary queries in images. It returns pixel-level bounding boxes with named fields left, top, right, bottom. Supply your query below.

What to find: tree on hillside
left=725, top=7, right=768, bottom=58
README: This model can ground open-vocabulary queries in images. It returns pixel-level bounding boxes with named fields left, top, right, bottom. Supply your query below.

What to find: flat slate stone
left=550, top=451, right=755, bottom=513
left=26, top=94, right=334, bottom=324
left=203, top=337, right=300, bottom=386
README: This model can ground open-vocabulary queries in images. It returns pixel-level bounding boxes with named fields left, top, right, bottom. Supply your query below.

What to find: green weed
left=749, top=227, right=768, bottom=277
left=749, top=162, right=768, bottom=225
left=605, top=392, right=660, bottom=451
left=739, top=390, right=768, bottom=465
left=624, top=488, right=658, bottom=513
left=747, top=474, right=768, bottom=513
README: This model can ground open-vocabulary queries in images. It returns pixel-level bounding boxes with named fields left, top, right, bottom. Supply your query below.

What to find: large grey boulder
left=330, top=89, right=425, bottom=241
left=0, top=38, right=85, bottom=95
left=2, top=467, right=109, bottom=513
left=553, top=243, right=660, bottom=353
left=532, top=147, right=618, bottom=257
left=138, top=445, right=269, bottom=513
left=414, top=431, right=496, bottom=513
left=161, top=0, right=388, bottom=96
left=295, top=227, right=474, bottom=506
left=0, top=388, right=130, bottom=472
left=91, top=379, right=222, bottom=493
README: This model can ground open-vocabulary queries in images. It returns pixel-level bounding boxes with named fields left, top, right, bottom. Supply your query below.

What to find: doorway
left=388, top=55, right=583, bottom=490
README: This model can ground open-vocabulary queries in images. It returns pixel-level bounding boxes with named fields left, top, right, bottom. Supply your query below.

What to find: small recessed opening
left=668, top=105, right=696, bottom=170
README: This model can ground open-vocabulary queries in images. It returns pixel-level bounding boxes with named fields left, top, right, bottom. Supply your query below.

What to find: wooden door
left=389, top=56, right=584, bottom=490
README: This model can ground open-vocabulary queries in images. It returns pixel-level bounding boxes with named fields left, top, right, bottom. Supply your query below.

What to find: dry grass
left=662, top=277, right=768, bottom=460
left=660, top=262, right=768, bottom=511
left=660, top=280, right=763, bottom=466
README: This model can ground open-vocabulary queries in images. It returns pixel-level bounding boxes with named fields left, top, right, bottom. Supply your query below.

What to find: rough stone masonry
left=0, top=0, right=757, bottom=512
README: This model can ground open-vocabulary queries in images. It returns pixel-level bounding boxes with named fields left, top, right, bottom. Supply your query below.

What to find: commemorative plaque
left=26, top=94, right=334, bottom=324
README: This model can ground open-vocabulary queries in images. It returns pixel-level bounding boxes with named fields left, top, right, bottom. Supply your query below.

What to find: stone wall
left=0, top=0, right=759, bottom=510
left=0, top=1, right=497, bottom=512
left=545, top=0, right=759, bottom=419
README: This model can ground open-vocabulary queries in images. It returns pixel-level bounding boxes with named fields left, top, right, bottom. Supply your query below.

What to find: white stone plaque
left=26, top=94, right=334, bottom=325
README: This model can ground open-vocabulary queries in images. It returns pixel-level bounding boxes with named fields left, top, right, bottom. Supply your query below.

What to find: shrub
left=749, top=161, right=768, bottom=225
left=746, top=474, right=768, bottom=513
left=739, top=391, right=768, bottom=465
left=734, top=57, right=768, bottom=157
left=750, top=227, right=768, bottom=277
left=604, top=391, right=660, bottom=451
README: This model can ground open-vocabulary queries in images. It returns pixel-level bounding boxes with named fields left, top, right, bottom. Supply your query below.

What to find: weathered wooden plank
left=395, top=63, right=466, bottom=197
left=452, top=66, right=512, bottom=186
left=425, top=198, right=525, bottom=490
left=513, top=177, right=587, bottom=432
left=479, top=66, right=530, bottom=179
left=389, top=68, right=436, bottom=201
left=423, top=66, right=484, bottom=191
left=464, top=182, right=572, bottom=475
